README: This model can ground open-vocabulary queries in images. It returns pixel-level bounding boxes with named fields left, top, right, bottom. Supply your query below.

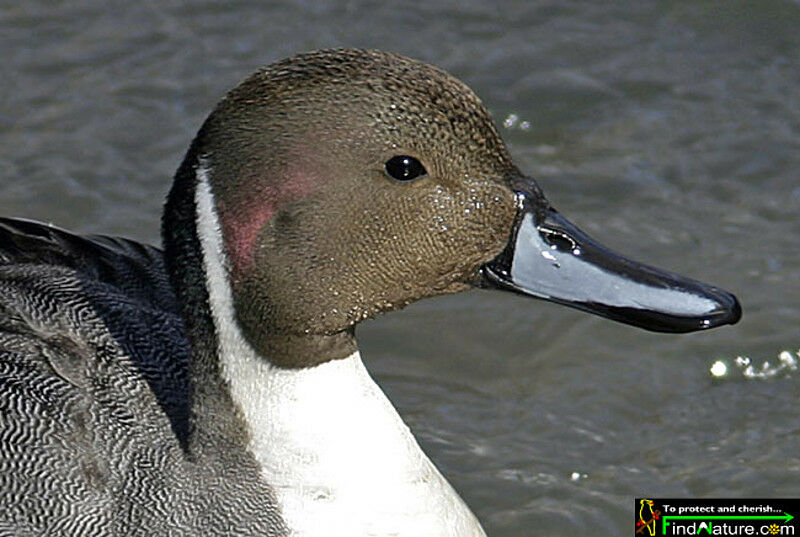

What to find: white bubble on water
left=713, top=349, right=798, bottom=380
left=710, top=360, right=728, bottom=377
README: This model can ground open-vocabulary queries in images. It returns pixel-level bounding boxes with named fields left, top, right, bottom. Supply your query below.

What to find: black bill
left=481, top=191, right=741, bottom=333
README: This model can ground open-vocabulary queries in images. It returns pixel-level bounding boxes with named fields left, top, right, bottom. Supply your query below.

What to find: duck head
left=164, top=49, right=740, bottom=368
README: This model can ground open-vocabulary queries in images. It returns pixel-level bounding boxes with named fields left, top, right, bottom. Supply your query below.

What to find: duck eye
left=385, top=155, right=427, bottom=181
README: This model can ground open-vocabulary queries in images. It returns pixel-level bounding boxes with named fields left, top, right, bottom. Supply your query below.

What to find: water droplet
left=710, top=360, right=728, bottom=377
left=779, top=351, right=798, bottom=370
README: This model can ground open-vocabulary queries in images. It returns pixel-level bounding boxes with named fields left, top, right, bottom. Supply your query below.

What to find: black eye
left=385, top=155, right=427, bottom=181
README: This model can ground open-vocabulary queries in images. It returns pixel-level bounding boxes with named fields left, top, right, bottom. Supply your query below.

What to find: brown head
left=164, top=48, right=740, bottom=369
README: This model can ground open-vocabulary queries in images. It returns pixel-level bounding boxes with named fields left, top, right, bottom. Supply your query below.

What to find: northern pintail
left=0, top=48, right=740, bottom=536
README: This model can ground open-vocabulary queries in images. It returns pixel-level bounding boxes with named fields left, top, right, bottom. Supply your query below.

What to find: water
left=2, top=1, right=799, bottom=535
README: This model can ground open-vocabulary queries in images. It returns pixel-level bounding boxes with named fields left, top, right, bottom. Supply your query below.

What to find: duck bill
left=481, top=191, right=741, bottom=333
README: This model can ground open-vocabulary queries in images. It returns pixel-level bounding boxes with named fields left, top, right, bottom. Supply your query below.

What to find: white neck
left=194, top=163, right=486, bottom=537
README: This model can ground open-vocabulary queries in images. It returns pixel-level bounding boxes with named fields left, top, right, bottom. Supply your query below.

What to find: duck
left=0, top=48, right=740, bottom=537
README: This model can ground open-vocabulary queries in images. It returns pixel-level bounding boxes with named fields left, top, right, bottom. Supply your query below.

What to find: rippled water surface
left=2, top=2, right=799, bottom=535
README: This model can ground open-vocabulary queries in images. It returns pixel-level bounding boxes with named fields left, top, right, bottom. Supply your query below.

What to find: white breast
left=195, top=163, right=487, bottom=537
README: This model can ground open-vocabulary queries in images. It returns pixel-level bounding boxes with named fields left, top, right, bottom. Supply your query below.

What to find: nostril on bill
left=538, top=227, right=576, bottom=252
